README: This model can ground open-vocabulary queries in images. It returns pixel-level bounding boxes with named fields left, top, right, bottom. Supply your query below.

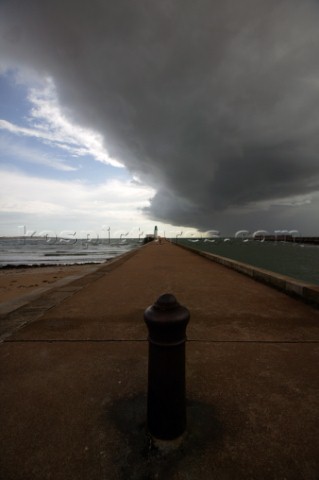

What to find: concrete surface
left=0, top=240, right=319, bottom=479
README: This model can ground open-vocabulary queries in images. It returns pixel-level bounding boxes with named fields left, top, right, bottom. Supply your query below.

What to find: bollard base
left=150, top=432, right=186, bottom=453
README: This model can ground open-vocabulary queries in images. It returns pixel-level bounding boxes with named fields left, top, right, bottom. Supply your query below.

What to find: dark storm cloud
left=1, top=0, right=319, bottom=232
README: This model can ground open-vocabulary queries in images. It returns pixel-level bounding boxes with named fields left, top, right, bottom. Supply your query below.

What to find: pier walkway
left=1, top=240, right=319, bottom=479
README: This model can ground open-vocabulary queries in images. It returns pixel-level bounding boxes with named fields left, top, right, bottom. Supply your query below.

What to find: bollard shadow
left=103, top=393, right=223, bottom=480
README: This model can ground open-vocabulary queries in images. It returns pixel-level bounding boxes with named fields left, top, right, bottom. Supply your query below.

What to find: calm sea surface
left=0, top=237, right=141, bottom=268
left=177, top=238, right=319, bottom=286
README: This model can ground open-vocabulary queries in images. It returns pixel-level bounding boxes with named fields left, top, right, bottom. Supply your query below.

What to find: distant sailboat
left=119, top=232, right=129, bottom=245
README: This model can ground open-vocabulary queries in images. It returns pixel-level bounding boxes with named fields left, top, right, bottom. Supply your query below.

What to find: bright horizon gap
left=0, top=226, right=311, bottom=240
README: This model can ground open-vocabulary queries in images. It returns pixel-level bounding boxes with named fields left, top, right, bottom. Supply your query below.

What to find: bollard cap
left=144, top=293, right=190, bottom=346
left=154, top=293, right=179, bottom=310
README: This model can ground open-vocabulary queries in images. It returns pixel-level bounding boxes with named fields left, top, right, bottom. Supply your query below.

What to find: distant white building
left=143, top=226, right=159, bottom=244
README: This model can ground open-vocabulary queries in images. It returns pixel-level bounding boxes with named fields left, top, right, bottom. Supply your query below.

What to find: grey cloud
left=1, top=0, right=319, bottom=233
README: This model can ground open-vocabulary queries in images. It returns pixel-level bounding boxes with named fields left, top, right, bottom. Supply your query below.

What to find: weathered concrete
left=1, top=240, right=319, bottom=479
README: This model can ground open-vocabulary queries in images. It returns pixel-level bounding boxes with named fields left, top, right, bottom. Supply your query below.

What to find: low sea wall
left=173, top=241, right=319, bottom=308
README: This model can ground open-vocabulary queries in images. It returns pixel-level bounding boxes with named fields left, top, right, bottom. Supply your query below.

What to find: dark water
left=0, top=237, right=142, bottom=267
left=177, top=238, right=319, bottom=286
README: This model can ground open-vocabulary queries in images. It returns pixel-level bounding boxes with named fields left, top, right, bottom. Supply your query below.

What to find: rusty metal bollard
left=144, top=293, right=190, bottom=441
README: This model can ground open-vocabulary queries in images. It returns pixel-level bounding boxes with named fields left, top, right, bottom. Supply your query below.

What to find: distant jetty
left=254, top=235, right=319, bottom=245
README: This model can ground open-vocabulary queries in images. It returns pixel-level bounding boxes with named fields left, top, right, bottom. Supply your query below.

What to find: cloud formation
left=1, top=0, right=319, bottom=233
left=0, top=79, right=123, bottom=167
left=0, top=168, right=155, bottom=235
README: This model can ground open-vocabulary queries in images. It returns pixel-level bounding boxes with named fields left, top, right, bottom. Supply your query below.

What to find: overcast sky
left=1, top=0, right=319, bottom=237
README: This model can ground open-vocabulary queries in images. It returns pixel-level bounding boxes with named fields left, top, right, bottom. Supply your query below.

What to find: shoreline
left=0, top=261, right=105, bottom=270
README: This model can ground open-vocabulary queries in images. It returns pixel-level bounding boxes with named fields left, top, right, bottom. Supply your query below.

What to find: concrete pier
left=1, top=240, right=319, bottom=479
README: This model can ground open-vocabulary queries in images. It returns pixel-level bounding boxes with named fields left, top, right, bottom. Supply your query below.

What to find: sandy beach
left=0, top=264, right=98, bottom=304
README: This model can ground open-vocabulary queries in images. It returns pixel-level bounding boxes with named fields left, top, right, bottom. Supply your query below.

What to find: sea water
left=0, top=237, right=141, bottom=268
left=178, top=238, right=319, bottom=286
left=2, top=236, right=319, bottom=287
